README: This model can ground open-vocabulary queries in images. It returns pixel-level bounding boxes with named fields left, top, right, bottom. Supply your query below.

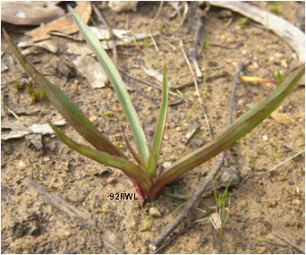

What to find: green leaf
left=146, top=67, right=169, bottom=176
left=4, top=30, right=124, bottom=157
left=68, top=7, right=149, bottom=164
left=122, top=128, right=145, bottom=168
left=50, top=124, right=152, bottom=192
left=148, top=65, right=305, bottom=199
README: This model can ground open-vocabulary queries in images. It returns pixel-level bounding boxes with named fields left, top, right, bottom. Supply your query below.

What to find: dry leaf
left=73, top=55, right=109, bottom=88
left=1, top=120, right=66, bottom=141
left=210, top=212, right=222, bottom=231
left=1, top=1, right=64, bottom=25
left=26, top=2, right=92, bottom=42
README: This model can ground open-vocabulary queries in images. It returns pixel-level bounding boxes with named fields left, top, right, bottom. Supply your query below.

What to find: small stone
left=281, top=59, right=288, bottom=68
left=89, top=115, right=98, bottom=122
left=292, top=199, right=301, bottom=206
left=26, top=134, right=43, bottom=150
left=70, top=81, right=78, bottom=94
left=262, top=135, right=269, bottom=141
left=250, top=61, right=259, bottom=70
left=238, top=98, right=246, bottom=106
left=218, top=10, right=232, bottom=19
left=190, top=139, right=204, bottom=148
left=268, top=201, right=278, bottom=208
left=64, top=231, right=72, bottom=237
left=255, top=246, right=267, bottom=253
left=106, top=177, right=117, bottom=185
left=149, top=207, right=162, bottom=218
left=42, top=156, right=50, bottom=163
left=271, top=112, right=294, bottom=126
left=109, top=1, right=138, bottom=13
left=162, top=162, right=172, bottom=168
left=102, top=230, right=125, bottom=251
left=17, top=160, right=27, bottom=170
left=29, top=223, right=42, bottom=236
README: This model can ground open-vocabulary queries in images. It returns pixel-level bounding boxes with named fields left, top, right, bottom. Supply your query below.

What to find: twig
left=274, top=232, right=305, bottom=254
left=28, top=178, right=94, bottom=228
left=241, top=150, right=304, bottom=185
left=184, top=123, right=201, bottom=144
left=173, top=70, right=228, bottom=90
left=151, top=1, right=164, bottom=23
left=92, top=3, right=118, bottom=65
left=153, top=222, right=197, bottom=254
left=6, top=107, right=20, bottom=120
left=187, top=2, right=197, bottom=30
left=119, top=69, right=181, bottom=98
left=150, top=61, right=243, bottom=251
left=180, top=40, right=212, bottom=138
left=256, top=150, right=304, bottom=176
left=189, top=18, right=204, bottom=79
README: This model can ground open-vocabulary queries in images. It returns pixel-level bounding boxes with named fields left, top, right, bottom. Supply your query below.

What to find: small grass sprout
left=274, top=70, right=283, bottom=85
left=212, top=178, right=232, bottom=228
left=4, top=8, right=304, bottom=201
left=237, top=17, right=249, bottom=28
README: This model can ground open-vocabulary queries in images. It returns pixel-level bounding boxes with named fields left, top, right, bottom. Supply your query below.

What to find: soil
left=1, top=1, right=305, bottom=253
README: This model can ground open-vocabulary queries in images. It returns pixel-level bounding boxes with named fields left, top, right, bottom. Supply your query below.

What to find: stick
left=28, top=178, right=94, bottom=228
left=241, top=150, right=304, bottom=185
left=150, top=61, right=243, bottom=250
left=189, top=18, right=204, bottom=79
left=92, top=3, right=118, bottom=65
left=256, top=150, right=304, bottom=176
left=119, top=69, right=181, bottom=98
left=180, top=40, right=213, bottom=138
left=151, top=1, right=164, bottom=23
left=274, top=232, right=305, bottom=254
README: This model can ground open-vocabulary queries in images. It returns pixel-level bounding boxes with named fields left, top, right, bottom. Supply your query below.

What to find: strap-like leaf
left=146, top=67, right=169, bottom=177
left=4, top=30, right=124, bottom=157
left=50, top=124, right=152, bottom=192
left=69, top=7, right=150, bottom=164
left=122, top=129, right=145, bottom=168
left=149, top=65, right=305, bottom=199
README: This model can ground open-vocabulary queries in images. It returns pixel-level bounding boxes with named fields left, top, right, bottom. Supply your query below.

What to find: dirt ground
left=1, top=1, right=305, bottom=253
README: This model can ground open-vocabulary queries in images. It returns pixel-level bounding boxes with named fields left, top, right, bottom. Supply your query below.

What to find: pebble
left=102, top=230, right=125, bottom=251
left=17, top=160, right=27, bottom=170
left=281, top=59, right=288, bottom=68
left=190, top=139, right=204, bottom=148
left=218, top=10, right=232, bottom=19
left=255, top=246, right=267, bottom=253
left=64, top=231, right=72, bottom=237
left=262, top=135, right=269, bottom=141
left=109, top=1, right=137, bottom=13
left=26, top=134, right=43, bottom=150
left=292, top=199, right=301, bottom=206
left=89, top=115, right=98, bottom=122
left=271, top=112, right=294, bottom=126
left=162, top=162, right=172, bottom=168
left=149, top=207, right=162, bottom=218
left=106, top=177, right=117, bottom=185
left=42, top=156, right=50, bottom=163
left=268, top=201, right=278, bottom=208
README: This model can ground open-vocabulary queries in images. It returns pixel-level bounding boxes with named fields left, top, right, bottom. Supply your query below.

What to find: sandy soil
left=1, top=2, right=304, bottom=253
